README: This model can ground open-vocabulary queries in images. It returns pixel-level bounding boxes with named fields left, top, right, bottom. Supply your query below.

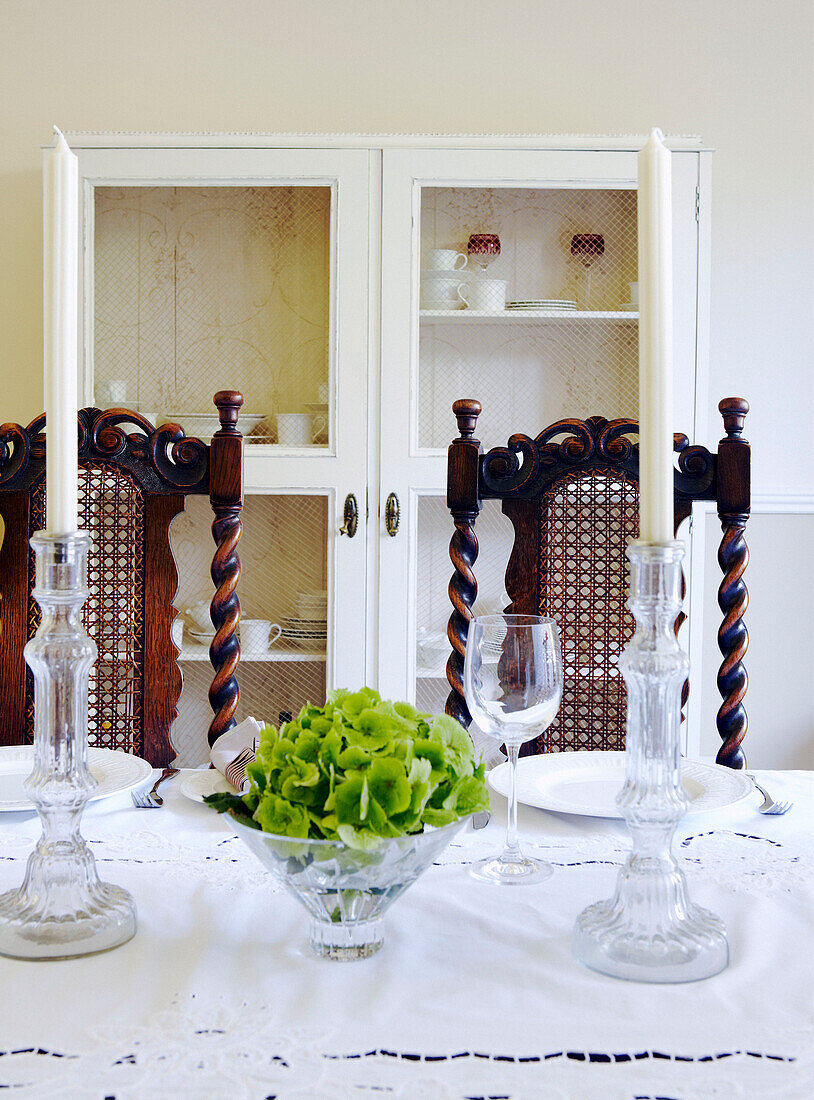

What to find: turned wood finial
left=452, top=399, right=482, bottom=440
left=719, top=397, right=749, bottom=439
left=214, top=391, right=244, bottom=432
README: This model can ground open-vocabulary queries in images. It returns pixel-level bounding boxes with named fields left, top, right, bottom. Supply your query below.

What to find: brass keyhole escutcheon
left=385, top=492, right=400, bottom=537
left=339, top=493, right=358, bottom=538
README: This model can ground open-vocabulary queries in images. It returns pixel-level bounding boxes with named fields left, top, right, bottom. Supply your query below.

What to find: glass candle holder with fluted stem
left=572, top=541, right=728, bottom=982
left=0, top=531, right=137, bottom=959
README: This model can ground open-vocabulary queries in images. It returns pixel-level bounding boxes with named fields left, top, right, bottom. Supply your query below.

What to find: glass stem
left=503, top=742, right=522, bottom=864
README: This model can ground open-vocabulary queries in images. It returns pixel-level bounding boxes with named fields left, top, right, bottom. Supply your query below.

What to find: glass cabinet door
left=76, top=146, right=371, bottom=762
left=378, top=147, right=703, bottom=710
left=92, top=184, right=333, bottom=446
left=171, top=492, right=332, bottom=766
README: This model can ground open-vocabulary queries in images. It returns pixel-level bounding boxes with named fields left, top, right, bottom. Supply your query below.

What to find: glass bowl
left=231, top=816, right=467, bottom=960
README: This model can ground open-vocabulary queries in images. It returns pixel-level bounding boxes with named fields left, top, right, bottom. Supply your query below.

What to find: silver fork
left=747, top=774, right=793, bottom=816
left=131, top=767, right=179, bottom=809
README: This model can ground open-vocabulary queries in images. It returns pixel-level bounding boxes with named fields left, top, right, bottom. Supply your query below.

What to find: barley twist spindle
left=714, top=398, right=750, bottom=769
left=716, top=519, right=749, bottom=768
left=445, top=400, right=482, bottom=728
left=208, top=392, right=244, bottom=747
left=446, top=518, right=479, bottom=726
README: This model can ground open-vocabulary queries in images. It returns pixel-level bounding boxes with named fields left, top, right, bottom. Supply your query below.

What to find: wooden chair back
left=0, top=391, right=244, bottom=766
left=446, top=399, right=751, bottom=769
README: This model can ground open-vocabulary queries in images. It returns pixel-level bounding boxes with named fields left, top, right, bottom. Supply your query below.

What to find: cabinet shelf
left=419, top=309, right=638, bottom=325
left=178, top=642, right=326, bottom=664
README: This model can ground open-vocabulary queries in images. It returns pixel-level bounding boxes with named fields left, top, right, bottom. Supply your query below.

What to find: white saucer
left=180, top=769, right=235, bottom=803
left=0, top=746, right=153, bottom=812
left=488, top=751, right=753, bottom=818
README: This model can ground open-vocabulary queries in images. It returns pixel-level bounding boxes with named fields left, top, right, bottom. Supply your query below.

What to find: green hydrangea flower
left=254, top=794, right=310, bottom=838
left=205, top=687, right=490, bottom=843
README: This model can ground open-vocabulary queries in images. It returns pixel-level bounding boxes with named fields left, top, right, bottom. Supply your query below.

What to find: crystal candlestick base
left=572, top=542, right=728, bottom=982
left=0, top=531, right=136, bottom=959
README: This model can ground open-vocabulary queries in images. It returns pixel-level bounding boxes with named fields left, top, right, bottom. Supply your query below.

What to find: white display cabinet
left=68, top=135, right=710, bottom=762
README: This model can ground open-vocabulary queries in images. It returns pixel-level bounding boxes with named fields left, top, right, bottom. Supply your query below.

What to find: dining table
left=0, top=765, right=812, bottom=1099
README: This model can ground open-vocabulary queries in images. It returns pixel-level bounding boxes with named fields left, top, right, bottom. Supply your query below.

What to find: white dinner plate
left=488, top=750, right=753, bottom=818
left=180, top=769, right=235, bottom=803
left=0, top=746, right=153, bottom=812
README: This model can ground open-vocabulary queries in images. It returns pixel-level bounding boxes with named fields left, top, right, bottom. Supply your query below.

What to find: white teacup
left=458, top=278, right=507, bottom=312
left=240, top=619, right=282, bottom=653
left=426, top=248, right=468, bottom=272
left=277, top=413, right=312, bottom=446
left=421, top=273, right=467, bottom=310
left=310, top=412, right=327, bottom=443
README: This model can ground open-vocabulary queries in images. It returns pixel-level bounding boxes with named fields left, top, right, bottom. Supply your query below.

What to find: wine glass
left=570, top=233, right=604, bottom=309
left=467, top=233, right=501, bottom=273
left=464, top=614, right=562, bottom=885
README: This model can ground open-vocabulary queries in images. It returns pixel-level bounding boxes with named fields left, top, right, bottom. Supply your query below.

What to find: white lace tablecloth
left=1, top=770, right=812, bottom=1099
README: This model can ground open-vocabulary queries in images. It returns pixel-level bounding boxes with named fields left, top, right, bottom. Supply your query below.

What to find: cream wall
left=1, top=0, right=812, bottom=761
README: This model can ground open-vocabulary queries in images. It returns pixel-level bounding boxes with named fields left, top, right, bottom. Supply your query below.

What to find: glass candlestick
left=0, top=531, right=136, bottom=959
left=572, top=541, right=728, bottom=982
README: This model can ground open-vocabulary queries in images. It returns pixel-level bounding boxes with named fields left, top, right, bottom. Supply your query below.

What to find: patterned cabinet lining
left=93, top=186, right=331, bottom=442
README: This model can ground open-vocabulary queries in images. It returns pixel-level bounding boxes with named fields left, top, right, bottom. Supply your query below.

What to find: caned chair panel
left=446, top=401, right=752, bottom=769
left=538, top=468, right=639, bottom=754
left=24, top=465, right=146, bottom=755
left=0, top=394, right=244, bottom=766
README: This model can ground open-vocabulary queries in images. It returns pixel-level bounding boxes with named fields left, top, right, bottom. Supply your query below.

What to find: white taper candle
left=43, top=127, right=79, bottom=536
left=637, top=128, right=674, bottom=544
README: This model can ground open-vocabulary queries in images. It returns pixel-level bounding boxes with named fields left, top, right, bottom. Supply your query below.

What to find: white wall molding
left=751, top=492, right=814, bottom=514
left=692, top=493, right=814, bottom=515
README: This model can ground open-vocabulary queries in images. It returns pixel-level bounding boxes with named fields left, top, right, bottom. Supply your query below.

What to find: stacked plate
left=282, top=590, right=328, bottom=647
left=506, top=299, right=577, bottom=310
left=296, top=589, right=327, bottom=619
left=281, top=617, right=327, bottom=647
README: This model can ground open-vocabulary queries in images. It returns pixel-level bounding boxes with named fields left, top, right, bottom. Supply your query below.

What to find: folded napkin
left=210, top=717, right=262, bottom=793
